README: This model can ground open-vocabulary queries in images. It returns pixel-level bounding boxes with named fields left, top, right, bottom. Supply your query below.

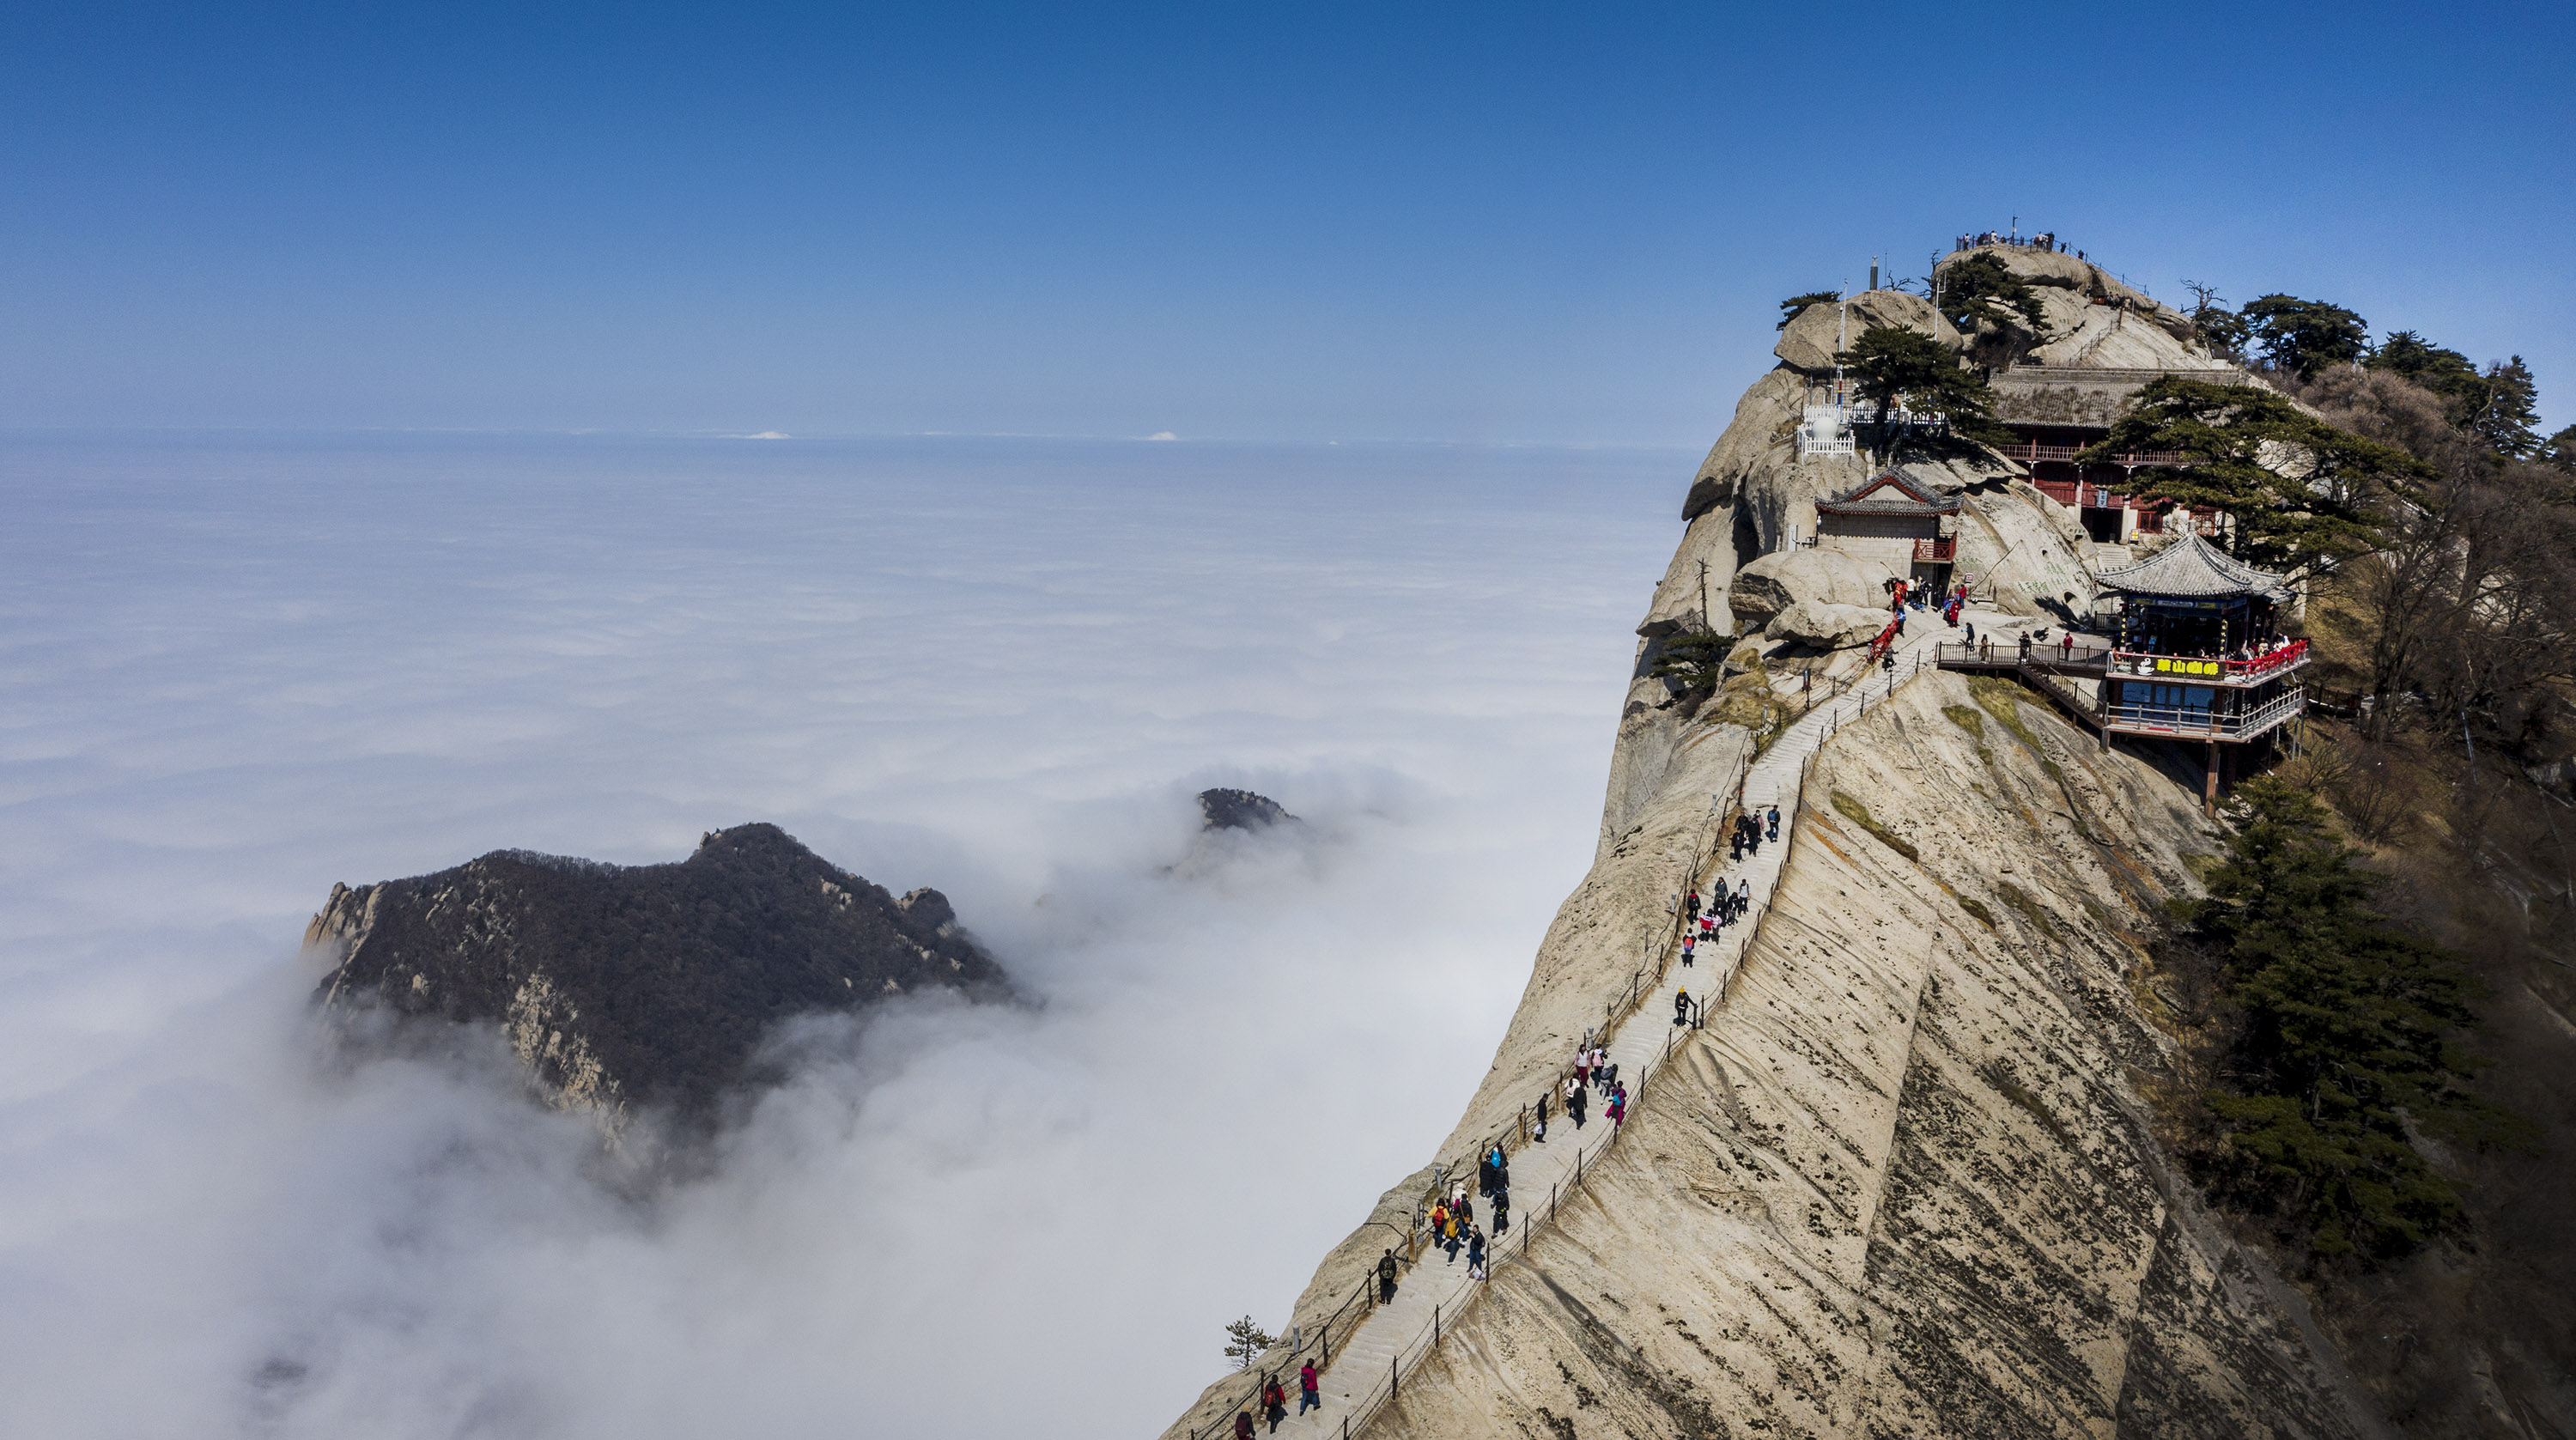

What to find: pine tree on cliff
left=1777, top=289, right=1839, bottom=330
left=2239, top=294, right=2369, bottom=379
left=2081, top=375, right=2428, bottom=580
left=2178, top=779, right=2527, bottom=1259
left=1836, top=326, right=2013, bottom=447
left=1932, top=252, right=2050, bottom=339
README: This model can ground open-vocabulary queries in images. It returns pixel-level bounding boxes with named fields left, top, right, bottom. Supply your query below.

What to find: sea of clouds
left=0, top=430, right=1682, bottom=1437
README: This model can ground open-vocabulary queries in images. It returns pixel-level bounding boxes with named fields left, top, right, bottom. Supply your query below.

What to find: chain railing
left=1190, top=643, right=1948, bottom=1440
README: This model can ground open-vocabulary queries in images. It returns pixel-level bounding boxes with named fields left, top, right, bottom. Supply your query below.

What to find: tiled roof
left=1815, top=471, right=1959, bottom=517
left=2093, top=532, right=2290, bottom=601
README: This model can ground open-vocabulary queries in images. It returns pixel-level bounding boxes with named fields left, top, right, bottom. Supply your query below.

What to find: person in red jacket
left=1261, top=1374, right=1288, bottom=1432
left=1298, top=1360, right=1321, bottom=1415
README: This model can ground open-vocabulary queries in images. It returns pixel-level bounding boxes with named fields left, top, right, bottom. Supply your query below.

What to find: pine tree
left=1777, top=290, right=1840, bottom=331
left=1836, top=326, right=2011, bottom=446
left=2465, top=357, right=2542, bottom=458
left=2082, top=375, right=2427, bottom=580
left=1649, top=629, right=1733, bottom=697
left=2179, top=779, right=2524, bottom=1258
left=1935, top=253, right=2050, bottom=339
left=1222, top=1315, right=1275, bottom=1370
left=2240, top=295, right=2370, bottom=378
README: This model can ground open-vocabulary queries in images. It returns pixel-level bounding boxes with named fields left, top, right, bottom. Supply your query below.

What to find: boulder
left=1767, top=600, right=1890, bottom=649
left=1773, top=289, right=1960, bottom=374
left=1727, top=547, right=1898, bottom=629
left=2027, top=302, right=2220, bottom=369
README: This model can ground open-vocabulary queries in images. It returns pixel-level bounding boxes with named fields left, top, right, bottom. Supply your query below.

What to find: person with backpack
left=1376, top=1249, right=1400, bottom=1303
left=1607, top=1086, right=1626, bottom=1129
left=1261, top=1374, right=1287, bottom=1433
left=1466, top=1227, right=1488, bottom=1280
left=1674, top=986, right=1690, bottom=1026
left=1233, top=1410, right=1255, bottom=1440
left=1297, top=1362, right=1321, bottom=1415
left=1767, top=805, right=1781, bottom=842
left=1493, top=1187, right=1510, bottom=1233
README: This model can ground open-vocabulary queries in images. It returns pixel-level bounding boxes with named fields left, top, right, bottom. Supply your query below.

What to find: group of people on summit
left=1957, top=228, right=2079, bottom=259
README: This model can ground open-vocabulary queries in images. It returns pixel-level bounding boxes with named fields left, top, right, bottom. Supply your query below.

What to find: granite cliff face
left=1163, top=249, right=2391, bottom=1438
left=307, top=823, right=1005, bottom=1122
left=1347, top=675, right=2382, bottom=1439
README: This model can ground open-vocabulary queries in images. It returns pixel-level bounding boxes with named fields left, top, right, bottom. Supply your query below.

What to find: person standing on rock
left=1674, top=986, right=1690, bottom=1025
left=1298, top=1361, right=1321, bottom=1415
left=1493, top=1186, right=1510, bottom=1232
left=1535, top=1087, right=1551, bottom=1142
left=1767, top=805, right=1781, bottom=842
left=1686, top=887, right=1700, bottom=921
left=1680, top=933, right=1694, bottom=968
left=1376, top=1249, right=1400, bottom=1303
left=1737, top=878, right=1752, bottom=910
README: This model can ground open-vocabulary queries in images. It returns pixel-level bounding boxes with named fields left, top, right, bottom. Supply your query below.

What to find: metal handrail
left=1237, top=645, right=1946, bottom=1440
left=2104, top=687, right=2305, bottom=739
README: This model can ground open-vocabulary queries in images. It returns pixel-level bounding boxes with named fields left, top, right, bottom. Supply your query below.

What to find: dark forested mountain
left=306, top=823, right=1005, bottom=1120
left=1197, top=787, right=1297, bottom=832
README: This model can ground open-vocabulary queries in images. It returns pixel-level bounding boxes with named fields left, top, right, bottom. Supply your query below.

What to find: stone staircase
left=1185, top=609, right=2004, bottom=1440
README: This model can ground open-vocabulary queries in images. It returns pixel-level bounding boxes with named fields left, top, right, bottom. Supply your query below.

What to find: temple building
left=1813, top=471, right=1957, bottom=593
left=1986, top=365, right=2242, bottom=545
left=1938, top=532, right=2308, bottom=812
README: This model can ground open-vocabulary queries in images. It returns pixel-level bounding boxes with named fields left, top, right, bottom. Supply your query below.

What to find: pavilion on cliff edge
left=1935, top=531, right=2307, bottom=813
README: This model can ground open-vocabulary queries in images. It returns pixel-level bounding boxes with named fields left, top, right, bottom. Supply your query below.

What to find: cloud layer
left=0, top=431, right=1681, bottom=1437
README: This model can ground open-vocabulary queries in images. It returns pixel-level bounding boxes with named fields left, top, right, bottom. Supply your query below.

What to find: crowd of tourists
left=1237, top=797, right=1805, bottom=1434
left=1957, top=228, right=2082, bottom=260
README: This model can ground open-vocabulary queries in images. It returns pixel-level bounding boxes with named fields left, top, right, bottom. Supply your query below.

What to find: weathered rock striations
left=306, top=823, right=1005, bottom=1122
left=1340, top=675, right=2383, bottom=1439
left=1164, top=248, right=2388, bottom=1438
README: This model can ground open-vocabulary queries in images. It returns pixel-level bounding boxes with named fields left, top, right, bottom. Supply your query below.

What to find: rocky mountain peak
left=1197, top=787, right=1297, bottom=832
left=307, top=823, right=1006, bottom=1123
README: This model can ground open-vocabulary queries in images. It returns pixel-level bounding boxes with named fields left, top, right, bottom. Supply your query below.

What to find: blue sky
left=3, top=0, right=2569, bottom=442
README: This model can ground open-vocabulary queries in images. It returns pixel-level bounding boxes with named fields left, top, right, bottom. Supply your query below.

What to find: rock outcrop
left=1727, top=550, right=1893, bottom=629
left=307, top=823, right=1006, bottom=1121
left=1765, top=598, right=1889, bottom=649
left=1199, top=787, right=1299, bottom=832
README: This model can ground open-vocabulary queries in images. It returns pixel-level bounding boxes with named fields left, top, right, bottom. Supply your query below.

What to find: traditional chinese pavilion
left=1935, top=531, right=2308, bottom=812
